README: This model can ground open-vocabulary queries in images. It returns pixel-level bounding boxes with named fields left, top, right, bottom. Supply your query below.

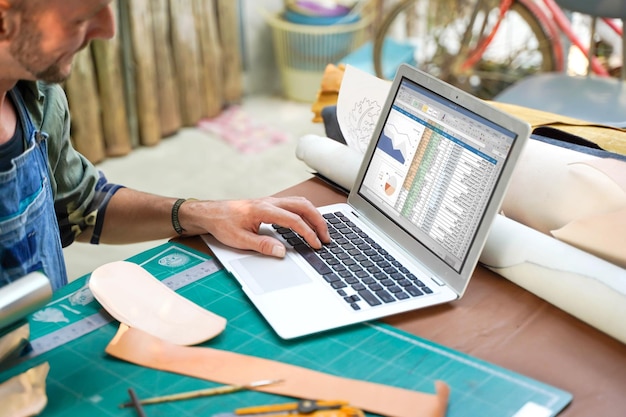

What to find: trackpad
left=231, top=255, right=311, bottom=295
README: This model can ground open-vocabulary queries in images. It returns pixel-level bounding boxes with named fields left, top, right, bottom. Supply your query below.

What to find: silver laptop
left=203, top=64, right=530, bottom=339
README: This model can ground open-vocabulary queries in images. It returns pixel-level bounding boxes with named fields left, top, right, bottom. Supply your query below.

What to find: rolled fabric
left=480, top=214, right=626, bottom=344
left=296, top=134, right=362, bottom=191
left=501, top=139, right=626, bottom=268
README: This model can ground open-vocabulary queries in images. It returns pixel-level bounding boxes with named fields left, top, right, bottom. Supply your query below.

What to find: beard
left=9, top=24, right=71, bottom=84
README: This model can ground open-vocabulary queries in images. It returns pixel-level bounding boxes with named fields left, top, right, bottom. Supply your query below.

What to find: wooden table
left=179, top=177, right=626, bottom=417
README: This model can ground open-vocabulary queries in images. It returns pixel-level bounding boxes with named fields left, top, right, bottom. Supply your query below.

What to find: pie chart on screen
left=384, top=175, right=397, bottom=196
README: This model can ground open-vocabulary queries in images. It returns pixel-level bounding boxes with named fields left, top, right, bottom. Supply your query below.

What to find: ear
left=0, top=1, right=17, bottom=41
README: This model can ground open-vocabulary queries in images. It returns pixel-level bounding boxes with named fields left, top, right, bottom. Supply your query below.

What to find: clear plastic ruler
left=25, top=259, right=222, bottom=359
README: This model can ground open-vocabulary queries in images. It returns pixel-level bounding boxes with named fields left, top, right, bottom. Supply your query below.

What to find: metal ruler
left=25, top=259, right=222, bottom=359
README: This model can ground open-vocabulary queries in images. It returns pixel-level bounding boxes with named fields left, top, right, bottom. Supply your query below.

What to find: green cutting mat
left=0, top=242, right=572, bottom=417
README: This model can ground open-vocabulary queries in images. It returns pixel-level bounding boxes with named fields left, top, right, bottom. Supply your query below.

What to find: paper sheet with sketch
left=336, top=65, right=391, bottom=153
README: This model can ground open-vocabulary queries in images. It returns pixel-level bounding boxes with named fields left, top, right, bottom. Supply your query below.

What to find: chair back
left=555, top=0, right=626, bottom=19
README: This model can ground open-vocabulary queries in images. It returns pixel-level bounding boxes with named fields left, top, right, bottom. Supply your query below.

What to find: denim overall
left=0, top=88, right=67, bottom=291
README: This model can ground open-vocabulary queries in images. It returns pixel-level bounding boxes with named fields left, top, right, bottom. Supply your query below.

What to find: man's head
left=0, top=0, right=114, bottom=84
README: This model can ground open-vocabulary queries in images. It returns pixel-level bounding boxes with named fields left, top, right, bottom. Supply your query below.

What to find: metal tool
left=0, top=272, right=52, bottom=371
left=119, top=379, right=283, bottom=408
left=127, top=388, right=148, bottom=417
left=0, top=271, right=52, bottom=330
left=232, top=400, right=365, bottom=417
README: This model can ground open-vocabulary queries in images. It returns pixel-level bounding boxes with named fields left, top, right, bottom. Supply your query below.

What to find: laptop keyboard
left=272, top=211, right=433, bottom=311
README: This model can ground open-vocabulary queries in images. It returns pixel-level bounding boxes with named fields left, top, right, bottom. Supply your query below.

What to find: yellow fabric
left=311, top=64, right=346, bottom=123
left=488, top=101, right=626, bottom=156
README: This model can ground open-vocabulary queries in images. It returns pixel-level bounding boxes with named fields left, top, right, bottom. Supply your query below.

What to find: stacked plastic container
left=267, top=0, right=372, bottom=102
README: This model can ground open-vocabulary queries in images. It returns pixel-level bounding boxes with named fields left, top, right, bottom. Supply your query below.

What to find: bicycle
left=372, top=0, right=623, bottom=99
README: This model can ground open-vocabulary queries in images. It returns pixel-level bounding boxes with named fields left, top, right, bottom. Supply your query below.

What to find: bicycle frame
left=464, top=0, right=622, bottom=77
left=461, top=0, right=563, bottom=72
left=541, top=0, right=610, bottom=76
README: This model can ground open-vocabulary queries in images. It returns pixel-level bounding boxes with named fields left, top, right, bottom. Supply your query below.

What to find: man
left=0, top=0, right=330, bottom=290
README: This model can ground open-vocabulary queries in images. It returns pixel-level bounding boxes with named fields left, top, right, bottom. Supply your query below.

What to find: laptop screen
left=358, top=76, right=517, bottom=273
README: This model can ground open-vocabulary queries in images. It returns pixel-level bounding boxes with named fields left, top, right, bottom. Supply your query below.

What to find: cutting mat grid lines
left=0, top=243, right=572, bottom=417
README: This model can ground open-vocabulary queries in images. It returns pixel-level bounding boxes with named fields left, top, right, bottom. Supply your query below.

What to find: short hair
left=8, top=0, right=25, bottom=12
left=10, top=0, right=41, bottom=13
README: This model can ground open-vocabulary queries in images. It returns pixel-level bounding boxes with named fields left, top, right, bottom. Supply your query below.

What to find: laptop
left=202, top=64, right=530, bottom=339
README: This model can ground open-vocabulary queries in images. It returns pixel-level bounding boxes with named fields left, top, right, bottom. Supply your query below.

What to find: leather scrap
left=89, top=261, right=226, bottom=345
left=311, top=64, right=346, bottom=123
left=105, top=324, right=449, bottom=417
left=0, top=362, right=49, bottom=417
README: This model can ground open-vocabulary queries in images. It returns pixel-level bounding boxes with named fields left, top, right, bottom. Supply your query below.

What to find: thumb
left=253, top=235, right=286, bottom=258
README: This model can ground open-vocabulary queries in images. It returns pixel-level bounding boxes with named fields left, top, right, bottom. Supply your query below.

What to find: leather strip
left=106, top=325, right=449, bottom=417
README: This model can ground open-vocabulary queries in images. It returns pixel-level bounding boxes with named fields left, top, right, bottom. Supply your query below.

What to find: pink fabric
left=197, top=106, right=290, bottom=154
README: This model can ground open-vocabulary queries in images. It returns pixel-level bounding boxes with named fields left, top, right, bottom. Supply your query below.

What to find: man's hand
left=180, top=196, right=331, bottom=258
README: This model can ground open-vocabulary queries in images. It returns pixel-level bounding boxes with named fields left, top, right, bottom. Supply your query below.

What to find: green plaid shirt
left=17, top=80, right=123, bottom=246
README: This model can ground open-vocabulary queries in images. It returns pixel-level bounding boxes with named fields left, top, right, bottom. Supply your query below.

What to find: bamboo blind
left=65, top=0, right=243, bottom=164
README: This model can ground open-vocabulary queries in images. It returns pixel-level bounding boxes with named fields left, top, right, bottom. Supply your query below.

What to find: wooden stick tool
left=120, top=379, right=283, bottom=408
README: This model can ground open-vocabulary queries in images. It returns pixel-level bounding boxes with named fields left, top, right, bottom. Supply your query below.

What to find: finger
left=270, top=197, right=330, bottom=245
left=273, top=211, right=324, bottom=249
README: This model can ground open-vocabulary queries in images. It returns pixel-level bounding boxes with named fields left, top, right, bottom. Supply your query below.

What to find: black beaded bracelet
left=171, top=198, right=188, bottom=235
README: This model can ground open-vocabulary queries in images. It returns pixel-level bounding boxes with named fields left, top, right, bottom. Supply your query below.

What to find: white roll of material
left=480, top=215, right=626, bottom=344
left=296, top=134, right=362, bottom=191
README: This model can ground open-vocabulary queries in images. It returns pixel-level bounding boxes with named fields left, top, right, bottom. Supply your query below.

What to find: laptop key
left=287, top=237, right=304, bottom=246
left=345, top=276, right=359, bottom=285
left=338, top=270, right=353, bottom=278
left=376, top=289, right=395, bottom=303
left=358, top=289, right=382, bottom=306
left=355, top=270, right=369, bottom=278
left=405, top=285, right=424, bottom=297
left=331, top=281, right=347, bottom=289
left=294, top=244, right=332, bottom=275
left=322, top=273, right=341, bottom=283
left=388, top=285, right=403, bottom=293
left=395, top=291, right=410, bottom=300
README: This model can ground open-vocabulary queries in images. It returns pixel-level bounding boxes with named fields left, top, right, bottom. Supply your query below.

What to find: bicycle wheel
left=374, top=0, right=561, bottom=99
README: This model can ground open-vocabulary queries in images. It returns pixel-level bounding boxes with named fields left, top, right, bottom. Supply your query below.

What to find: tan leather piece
left=89, top=261, right=226, bottom=345
left=501, top=139, right=626, bottom=268
left=106, top=325, right=449, bottom=417
left=550, top=158, right=626, bottom=268
left=0, top=362, right=49, bottom=417
left=551, top=207, right=626, bottom=268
